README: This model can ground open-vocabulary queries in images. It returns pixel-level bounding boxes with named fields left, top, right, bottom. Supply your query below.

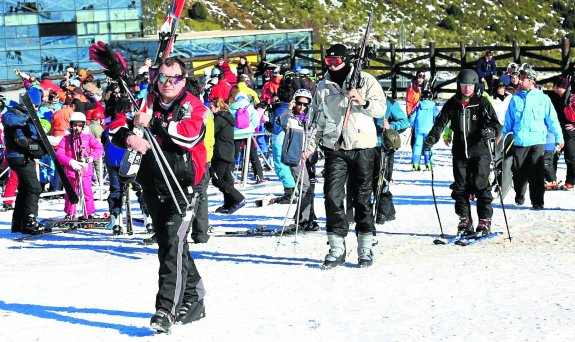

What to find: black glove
left=481, top=127, right=496, bottom=140
left=423, top=140, right=432, bottom=152
left=89, top=41, right=128, bottom=79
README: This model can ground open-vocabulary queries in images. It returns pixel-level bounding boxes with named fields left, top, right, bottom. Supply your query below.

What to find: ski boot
left=456, top=216, right=474, bottom=238
left=357, top=233, right=374, bottom=268
left=107, top=213, right=119, bottom=230
left=143, top=233, right=157, bottom=245
left=176, top=300, right=206, bottom=325
left=425, top=163, right=433, bottom=171
left=150, top=308, right=175, bottom=334
left=321, top=233, right=346, bottom=270
left=476, top=218, right=492, bottom=237
left=113, top=224, right=124, bottom=235
left=22, top=215, right=51, bottom=235
left=142, top=209, right=154, bottom=234
left=1, top=203, right=13, bottom=212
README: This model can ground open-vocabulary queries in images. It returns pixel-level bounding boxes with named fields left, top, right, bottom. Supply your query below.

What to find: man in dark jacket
left=549, top=76, right=574, bottom=189
left=1, top=92, right=50, bottom=234
left=109, top=57, right=206, bottom=333
left=476, top=50, right=497, bottom=92
left=423, top=69, right=501, bottom=236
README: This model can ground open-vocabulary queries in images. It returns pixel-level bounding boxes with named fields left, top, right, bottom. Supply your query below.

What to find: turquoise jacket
left=503, top=88, right=563, bottom=147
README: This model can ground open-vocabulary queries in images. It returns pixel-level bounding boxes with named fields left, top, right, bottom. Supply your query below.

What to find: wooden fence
left=1, top=39, right=573, bottom=99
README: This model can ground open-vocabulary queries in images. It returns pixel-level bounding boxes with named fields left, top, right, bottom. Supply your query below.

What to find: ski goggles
left=71, top=122, right=85, bottom=127
left=157, top=73, right=185, bottom=85
left=460, top=83, right=475, bottom=88
left=325, top=57, right=344, bottom=67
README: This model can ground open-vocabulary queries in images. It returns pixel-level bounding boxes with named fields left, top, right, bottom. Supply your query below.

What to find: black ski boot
left=274, top=187, right=295, bottom=204
left=143, top=234, right=157, bottom=245
left=1, top=203, right=13, bottom=212
left=22, top=215, right=51, bottom=235
left=176, top=299, right=206, bottom=325
left=321, top=233, right=346, bottom=270
left=456, top=216, right=474, bottom=237
left=150, top=308, right=175, bottom=334
left=476, top=218, right=492, bottom=237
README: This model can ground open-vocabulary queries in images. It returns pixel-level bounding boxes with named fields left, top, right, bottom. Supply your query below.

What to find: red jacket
left=209, top=79, right=233, bottom=102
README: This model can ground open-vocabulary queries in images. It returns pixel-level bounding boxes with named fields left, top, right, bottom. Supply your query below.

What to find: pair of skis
left=433, top=231, right=503, bottom=246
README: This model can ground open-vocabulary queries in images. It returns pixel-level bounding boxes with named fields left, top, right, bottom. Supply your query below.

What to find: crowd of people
left=0, top=43, right=574, bottom=333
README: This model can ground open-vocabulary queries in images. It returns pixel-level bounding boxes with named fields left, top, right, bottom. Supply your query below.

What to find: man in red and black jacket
left=109, top=57, right=207, bottom=333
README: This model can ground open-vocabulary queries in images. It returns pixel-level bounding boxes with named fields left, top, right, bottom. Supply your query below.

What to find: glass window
left=4, top=48, right=41, bottom=65
left=98, top=22, right=110, bottom=34
left=109, top=0, right=136, bottom=9
left=0, top=67, right=7, bottom=82
left=4, top=13, right=38, bottom=26
left=125, top=20, right=140, bottom=32
left=5, top=37, right=41, bottom=50
left=40, top=35, right=77, bottom=49
left=77, top=35, right=108, bottom=47
left=38, top=10, right=76, bottom=23
left=36, top=0, right=75, bottom=12
left=41, top=48, right=77, bottom=67
left=110, top=21, right=126, bottom=33
left=76, top=9, right=108, bottom=22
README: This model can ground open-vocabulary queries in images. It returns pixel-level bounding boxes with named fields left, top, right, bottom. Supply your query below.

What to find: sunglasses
left=295, top=101, right=309, bottom=107
left=72, top=122, right=85, bottom=127
left=325, top=57, right=344, bottom=67
left=157, top=73, right=184, bottom=85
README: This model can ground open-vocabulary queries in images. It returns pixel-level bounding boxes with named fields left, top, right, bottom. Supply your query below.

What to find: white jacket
left=310, top=66, right=386, bottom=151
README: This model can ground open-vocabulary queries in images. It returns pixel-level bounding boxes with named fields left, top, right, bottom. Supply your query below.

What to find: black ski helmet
left=457, top=69, right=479, bottom=85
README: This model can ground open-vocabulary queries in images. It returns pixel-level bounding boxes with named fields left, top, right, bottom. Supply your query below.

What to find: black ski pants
left=512, top=144, right=545, bottom=206
left=106, top=164, right=145, bottom=215
left=144, top=191, right=205, bottom=316
left=451, top=155, right=493, bottom=220
left=211, top=159, right=244, bottom=208
left=289, top=153, right=317, bottom=226
left=8, top=157, right=41, bottom=232
left=563, top=137, right=575, bottom=185
left=323, top=147, right=375, bottom=237
left=191, top=166, right=211, bottom=243
left=373, top=147, right=396, bottom=219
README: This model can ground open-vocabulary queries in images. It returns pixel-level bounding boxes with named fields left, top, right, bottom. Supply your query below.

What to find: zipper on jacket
left=461, top=103, right=469, bottom=159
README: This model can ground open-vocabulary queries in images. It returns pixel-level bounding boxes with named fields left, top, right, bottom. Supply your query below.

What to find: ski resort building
left=0, top=0, right=313, bottom=82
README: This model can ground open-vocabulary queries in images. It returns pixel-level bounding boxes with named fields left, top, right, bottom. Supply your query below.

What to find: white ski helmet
left=293, top=89, right=313, bottom=101
left=70, top=111, right=86, bottom=123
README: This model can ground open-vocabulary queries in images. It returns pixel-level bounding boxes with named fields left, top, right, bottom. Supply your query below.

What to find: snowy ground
left=1, top=140, right=575, bottom=341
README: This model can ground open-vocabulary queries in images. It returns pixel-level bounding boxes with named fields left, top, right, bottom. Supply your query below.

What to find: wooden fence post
left=429, top=42, right=436, bottom=84
left=390, top=42, right=397, bottom=99
left=290, top=44, right=296, bottom=70
left=561, top=38, right=571, bottom=73
left=460, top=41, right=467, bottom=69
left=512, top=41, right=521, bottom=64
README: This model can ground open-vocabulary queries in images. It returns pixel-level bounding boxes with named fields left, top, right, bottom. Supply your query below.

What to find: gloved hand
left=69, top=159, right=85, bottom=172
left=89, top=41, right=128, bottom=79
left=85, top=156, right=94, bottom=163
left=423, top=140, right=433, bottom=152
left=481, top=127, right=496, bottom=140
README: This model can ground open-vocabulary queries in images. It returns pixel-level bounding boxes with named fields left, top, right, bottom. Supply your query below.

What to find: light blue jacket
left=230, top=98, right=258, bottom=140
left=409, top=99, right=440, bottom=136
left=503, top=88, right=564, bottom=147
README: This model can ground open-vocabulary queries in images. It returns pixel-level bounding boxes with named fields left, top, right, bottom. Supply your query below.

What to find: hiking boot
left=150, top=308, right=175, bottom=334
left=227, top=200, right=246, bottom=214
left=476, top=218, right=492, bottom=237
left=357, top=233, right=374, bottom=268
left=321, top=233, right=346, bottom=270
left=22, top=215, right=50, bottom=235
left=176, top=300, right=206, bottom=325
left=457, top=216, right=474, bottom=237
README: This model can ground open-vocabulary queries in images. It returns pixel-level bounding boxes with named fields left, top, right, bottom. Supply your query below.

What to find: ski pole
left=429, top=149, right=444, bottom=238
left=489, top=139, right=512, bottom=242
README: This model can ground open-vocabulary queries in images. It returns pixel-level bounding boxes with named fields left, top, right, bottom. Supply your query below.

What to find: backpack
left=235, top=105, right=250, bottom=129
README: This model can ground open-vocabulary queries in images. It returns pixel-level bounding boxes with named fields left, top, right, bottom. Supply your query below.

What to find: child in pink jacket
left=56, top=112, right=104, bottom=218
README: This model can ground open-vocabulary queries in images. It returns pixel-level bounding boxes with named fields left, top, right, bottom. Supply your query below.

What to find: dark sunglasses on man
left=295, top=101, right=309, bottom=107
left=157, top=73, right=184, bottom=85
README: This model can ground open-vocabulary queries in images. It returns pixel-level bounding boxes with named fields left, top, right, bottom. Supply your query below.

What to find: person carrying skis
left=108, top=57, right=207, bottom=332
left=1, top=91, right=50, bottom=234
left=423, top=69, right=501, bottom=237
left=56, top=112, right=103, bottom=219
left=305, top=43, right=386, bottom=269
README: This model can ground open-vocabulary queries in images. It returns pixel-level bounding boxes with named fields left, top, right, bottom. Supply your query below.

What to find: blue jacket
left=375, top=99, right=409, bottom=147
left=102, top=128, right=125, bottom=167
left=503, top=88, right=564, bottom=147
left=1, top=104, right=42, bottom=160
left=476, top=58, right=497, bottom=79
left=409, top=99, right=440, bottom=135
